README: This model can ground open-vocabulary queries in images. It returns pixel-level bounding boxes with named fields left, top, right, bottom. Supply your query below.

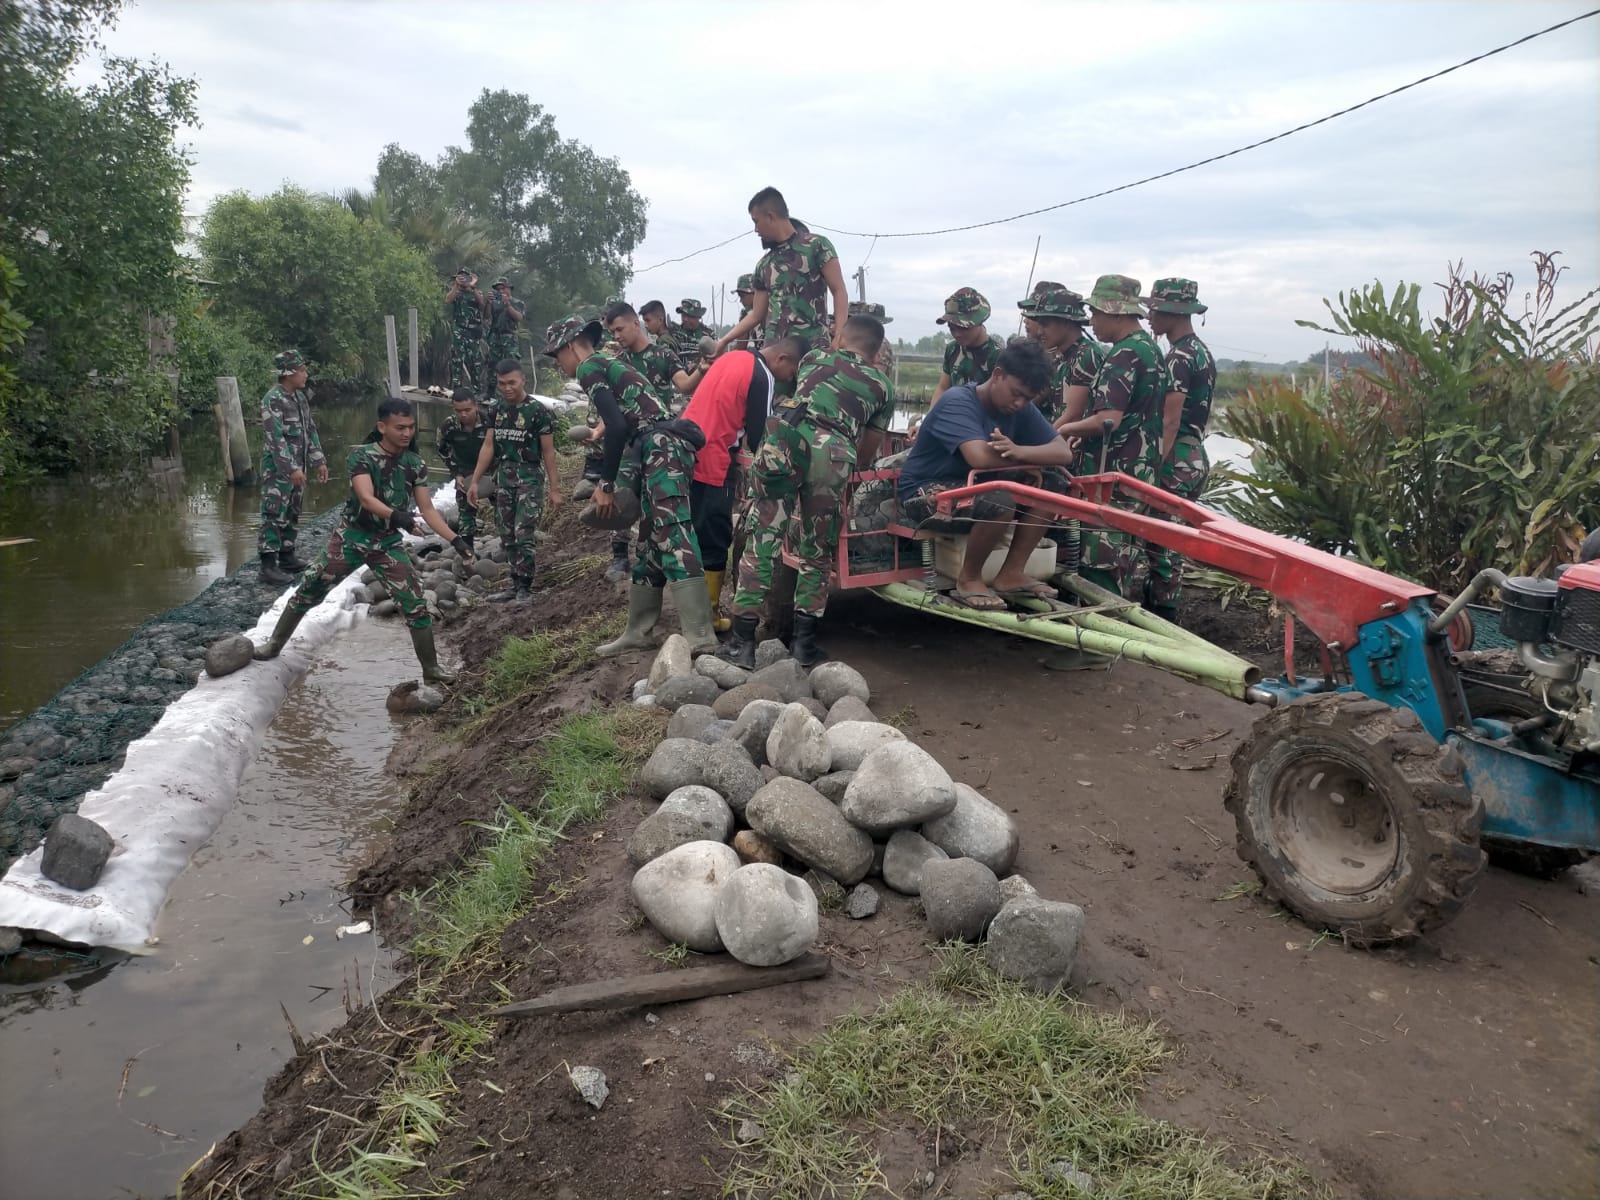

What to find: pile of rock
left=624, top=638, right=1085, bottom=992
left=353, top=534, right=517, bottom=621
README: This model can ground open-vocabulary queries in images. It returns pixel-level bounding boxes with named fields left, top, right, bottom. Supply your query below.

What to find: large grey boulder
left=714, top=863, right=819, bottom=966
left=824, top=695, right=877, bottom=728
left=729, top=699, right=784, bottom=764
left=985, top=898, right=1087, bottom=994
left=749, top=659, right=812, bottom=703
left=205, top=634, right=256, bottom=678
left=920, top=858, right=1002, bottom=942
left=648, top=634, right=694, bottom=691
left=665, top=704, right=717, bottom=741
left=809, top=661, right=870, bottom=708
left=702, top=741, right=764, bottom=814
left=754, top=639, right=791, bottom=670
left=812, top=771, right=854, bottom=803
left=714, top=682, right=782, bottom=721
left=746, top=778, right=874, bottom=885
left=655, top=674, right=721, bottom=712
left=839, top=742, right=957, bottom=836
left=921, top=783, right=1020, bottom=876
left=881, top=830, right=948, bottom=895
left=696, top=719, right=735, bottom=745
left=766, top=703, right=832, bottom=781
left=998, top=874, right=1038, bottom=905
left=631, top=841, right=740, bottom=953
left=694, top=655, right=750, bottom=690
left=40, top=813, right=114, bottom=890
left=640, top=738, right=707, bottom=799
left=824, top=721, right=906, bottom=772
left=626, top=810, right=712, bottom=867
left=659, top=785, right=735, bottom=843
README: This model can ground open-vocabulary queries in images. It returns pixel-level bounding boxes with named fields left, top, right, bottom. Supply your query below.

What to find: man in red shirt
left=681, top=336, right=806, bottom=628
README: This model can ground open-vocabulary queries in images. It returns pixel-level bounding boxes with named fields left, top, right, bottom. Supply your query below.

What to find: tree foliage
left=1219, top=252, right=1600, bottom=590
left=1, top=0, right=198, bottom=474
left=198, top=187, right=440, bottom=388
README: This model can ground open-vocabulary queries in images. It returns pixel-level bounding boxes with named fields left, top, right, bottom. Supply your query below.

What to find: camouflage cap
left=1144, top=277, right=1207, bottom=314
left=935, top=287, right=991, bottom=328
left=1030, top=284, right=1092, bottom=324
left=492, top=275, right=511, bottom=288
left=274, top=349, right=307, bottom=375
left=1085, top=275, right=1146, bottom=316
left=541, top=314, right=605, bottom=356
left=848, top=300, right=893, bottom=324
left=735, top=273, right=756, bottom=293
left=676, top=298, right=706, bottom=318
left=1016, top=280, right=1065, bottom=313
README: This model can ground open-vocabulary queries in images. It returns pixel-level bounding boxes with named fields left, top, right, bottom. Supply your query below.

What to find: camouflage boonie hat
left=1017, top=280, right=1064, bottom=313
left=735, top=273, right=755, bottom=293
left=541, top=315, right=605, bottom=356
left=492, top=275, right=511, bottom=288
left=1144, top=277, right=1207, bottom=314
left=676, top=298, right=706, bottom=318
left=1030, top=284, right=1092, bottom=324
left=848, top=300, right=892, bottom=324
left=1086, top=275, right=1146, bottom=316
left=936, top=287, right=991, bottom=328
left=274, top=349, right=307, bottom=376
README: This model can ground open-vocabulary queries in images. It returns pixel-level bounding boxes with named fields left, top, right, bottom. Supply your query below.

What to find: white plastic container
left=933, top=535, right=1056, bottom=584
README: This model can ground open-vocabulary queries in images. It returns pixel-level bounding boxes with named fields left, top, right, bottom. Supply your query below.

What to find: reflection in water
left=0, top=399, right=450, bottom=731
left=0, top=621, right=412, bottom=1200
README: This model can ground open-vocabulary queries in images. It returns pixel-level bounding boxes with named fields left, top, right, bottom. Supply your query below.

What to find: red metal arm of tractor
left=931, top=472, right=1434, bottom=651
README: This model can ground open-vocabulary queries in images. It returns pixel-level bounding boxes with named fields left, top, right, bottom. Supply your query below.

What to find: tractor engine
left=1499, top=566, right=1600, bottom=752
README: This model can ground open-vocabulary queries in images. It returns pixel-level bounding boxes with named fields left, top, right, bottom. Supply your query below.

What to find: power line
left=630, top=8, right=1597, bottom=273
left=634, top=230, right=747, bottom=274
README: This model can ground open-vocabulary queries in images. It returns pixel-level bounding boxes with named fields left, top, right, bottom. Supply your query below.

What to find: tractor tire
left=1224, top=694, right=1486, bottom=945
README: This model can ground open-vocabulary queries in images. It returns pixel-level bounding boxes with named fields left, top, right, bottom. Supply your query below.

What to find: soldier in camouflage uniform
left=435, top=389, right=494, bottom=550
left=445, top=268, right=487, bottom=391
left=482, top=277, right=525, bottom=396
left=848, top=301, right=897, bottom=378
left=1017, top=280, right=1064, bottom=341
left=1028, top=285, right=1105, bottom=424
left=467, top=360, right=562, bottom=604
left=672, top=299, right=712, bottom=369
left=257, top=350, right=328, bottom=586
left=1053, top=275, right=1170, bottom=599
left=544, top=316, right=718, bottom=655
left=730, top=273, right=762, bottom=351
left=719, top=314, right=895, bottom=667
left=253, top=397, right=472, bottom=684
left=934, top=288, right=1005, bottom=399
left=714, top=188, right=848, bottom=358
left=1144, top=277, right=1216, bottom=620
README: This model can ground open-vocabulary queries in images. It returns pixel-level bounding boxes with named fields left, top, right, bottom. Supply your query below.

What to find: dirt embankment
left=182, top=504, right=1599, bottom=1200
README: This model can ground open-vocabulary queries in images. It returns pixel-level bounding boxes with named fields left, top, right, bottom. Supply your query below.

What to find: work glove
left=388, top=508, right=419, bottom=535
left=450, top=535, right=475, bottom=563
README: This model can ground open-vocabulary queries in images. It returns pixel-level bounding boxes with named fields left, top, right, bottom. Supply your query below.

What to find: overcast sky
left=93, top=0, right=1599, bottom=361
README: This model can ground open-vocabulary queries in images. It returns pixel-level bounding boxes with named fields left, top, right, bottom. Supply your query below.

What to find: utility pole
left=1324, top=342, right=1330, bottom=390
left=852, top=265, right=867, bottom=302
left=1018, top=235, right=1042, bottom=334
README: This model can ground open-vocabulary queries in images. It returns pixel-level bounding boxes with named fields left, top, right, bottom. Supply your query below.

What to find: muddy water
left=0, top=621, right=418, bottom=1200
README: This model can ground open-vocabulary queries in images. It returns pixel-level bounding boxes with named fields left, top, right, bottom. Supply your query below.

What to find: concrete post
left=407, top=306, right=419, bottom=389
left=215, top=377, right=254, bottom=486
left=384, top=315, right=402, bottom=397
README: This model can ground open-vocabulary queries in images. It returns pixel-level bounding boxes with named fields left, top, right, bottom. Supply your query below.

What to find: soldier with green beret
left=482, top=277, right=525, bottom=397
left=257, top=349, right=328, bottom=586
left=934, top=288, right=1005, bottom=399
left=1143, top=277, right=1216, bottom=620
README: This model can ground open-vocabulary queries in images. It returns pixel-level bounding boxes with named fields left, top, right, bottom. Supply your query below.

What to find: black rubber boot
left=718, top=614, right=758, bottom=669
left=603, top=543, right=631, bottom=584
left=253, top=605, right=306, bottom=660
left=507, top=576, right=533, bottom=606
left=259, top=552, right=294, bottom=586
left=410, top=625, right=456, bottom=685
left=279, top=547, right=309, bottom=573
left=790, top=612, right=824, bottom=667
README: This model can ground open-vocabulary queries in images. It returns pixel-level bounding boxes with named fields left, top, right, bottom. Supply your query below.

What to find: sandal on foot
left=995, top=580, right=1059, bottom=602
left=951, top=587, right=1008, bottom=612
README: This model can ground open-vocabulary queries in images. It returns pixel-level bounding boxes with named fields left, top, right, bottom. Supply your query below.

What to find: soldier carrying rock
left=257, top=349, right=328, bottom=586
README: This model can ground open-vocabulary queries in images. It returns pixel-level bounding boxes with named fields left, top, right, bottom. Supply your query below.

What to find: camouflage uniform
left=732, top=273, right=762, bottom=352
left=484, top=280, right=523, bottom=380
left=287, top=443, right=431, bottom=629
left=447, top=281, right=486, bottom=390
left=733, top=347, right=894, bottom=618
left=575, top=348, right=704, bottom=585
left=1146, top=278, right=1216, bottom=610
left=435, top=412, right=491, bottom=541
left=1029, top=285, right=1102, bottom=422
left=1077, top=276, right=1170, bottom=598
left=257, top=353, right=325, bottom=559
left=849, top=300, right=896, bottom=377
left=936, top=288, right=1003, bottom=388
left=754, top=228, right=839, bottom=348
left=621, top=338, right=683, bottom=412
left=488, top=397, right=555, bottom=585
left=671, top=299, right=710, bottom=368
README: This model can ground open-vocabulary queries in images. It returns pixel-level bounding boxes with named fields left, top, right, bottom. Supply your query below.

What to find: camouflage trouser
left=1146, top=433, right=1210, bottom=609
left=450, top=326, right=483, bottom=391
left=289, top=526, right=429, bottom=629
left=452, top=483, right=483, bottom=540
left=257, top=471, right=304, bottom=556
left=493, top=465, right=546, bottom=583
left=732, top=423, right=851, bottom=618
left=484, top=336, right=518, bottom=392
left=1082, top=461, right=1160, bottom=599
left=617, top=430, right=703, bottom=586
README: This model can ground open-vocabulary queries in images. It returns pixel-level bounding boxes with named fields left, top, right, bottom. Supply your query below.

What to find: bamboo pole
left=215, top=377, right=254, bottom=486
left=407, top=306, right=419, bottom=389
left=1053, top=573, right=1259, bottom=670
left=384, top=315, right=402, bottom=396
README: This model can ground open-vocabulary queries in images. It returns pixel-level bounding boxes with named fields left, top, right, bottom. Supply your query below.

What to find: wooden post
left=216, top=377, right=254, bottom=486
left=407, top=306, right=419, bottom=389
left=384, top=315, right=403, bottom=397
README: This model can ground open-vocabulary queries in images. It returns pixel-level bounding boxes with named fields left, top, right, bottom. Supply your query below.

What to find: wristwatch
left=600, top=481, right=616, bottom=494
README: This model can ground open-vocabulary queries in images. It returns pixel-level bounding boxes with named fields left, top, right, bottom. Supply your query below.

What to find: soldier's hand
left=593, top=488, right=618, bottom=518
left=387, top=508, right=419, bottom=535
left=547, top=485, right=562, bottom=511
left=467, top=484, right=479, bottom=507
left=289, top=469, right=307, bottom=487
left=450, top=536, right=475, bottom=563
left=316, top=464, right=329, bottom=484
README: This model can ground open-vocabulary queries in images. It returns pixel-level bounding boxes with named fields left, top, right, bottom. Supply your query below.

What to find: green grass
left=719, top=946, right=1318, bottom=1200
left=461, top=612, right=626, bottom=719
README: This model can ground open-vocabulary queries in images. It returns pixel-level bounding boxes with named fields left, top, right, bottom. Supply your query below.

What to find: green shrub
left=174, top=290, right=275, bottom=415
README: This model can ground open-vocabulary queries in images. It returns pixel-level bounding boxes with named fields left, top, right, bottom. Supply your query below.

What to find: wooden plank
left=490, top=953, right=829, bottom=1019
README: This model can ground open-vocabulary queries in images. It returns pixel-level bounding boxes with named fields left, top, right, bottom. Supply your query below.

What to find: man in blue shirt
left=897, top=340, right=1075, bottom=610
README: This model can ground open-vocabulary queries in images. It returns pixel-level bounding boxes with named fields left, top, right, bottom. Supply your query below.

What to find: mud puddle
left=0, top=620, right=422, bottom=1200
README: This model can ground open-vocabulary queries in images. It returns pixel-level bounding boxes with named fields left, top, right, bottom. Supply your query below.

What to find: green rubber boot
left=409, top=625, right=456, bottom=685
left=667, top=575, right=719, bottom=656
left=253, top=606, right=306, bottom=660
left=596, top=583, right=662, bottom=657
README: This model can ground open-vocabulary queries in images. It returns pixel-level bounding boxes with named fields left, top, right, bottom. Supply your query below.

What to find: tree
left=198, top=187, right=440, bottom=388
